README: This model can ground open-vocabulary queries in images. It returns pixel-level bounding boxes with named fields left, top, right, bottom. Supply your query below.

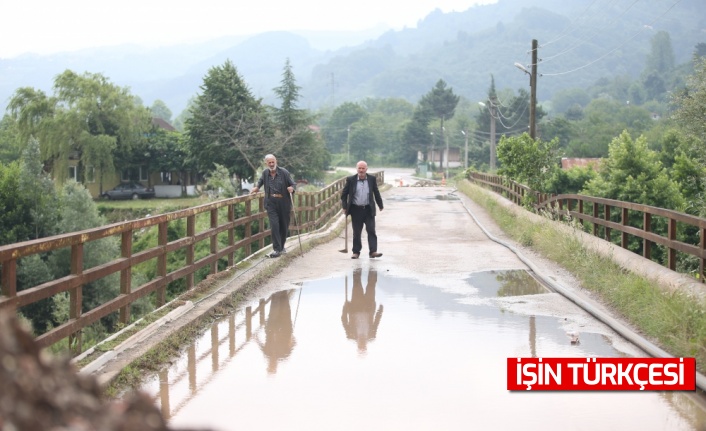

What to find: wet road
left=137, top=172, right=706, bottom=430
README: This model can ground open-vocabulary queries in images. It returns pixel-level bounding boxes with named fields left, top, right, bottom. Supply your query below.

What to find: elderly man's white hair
left=264, top=154, right=276, bottom=161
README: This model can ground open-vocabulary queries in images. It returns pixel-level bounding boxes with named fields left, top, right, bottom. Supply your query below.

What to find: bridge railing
left=0, top=172, right=380, bottom=354
left=468, top=171, right=706, bottom=282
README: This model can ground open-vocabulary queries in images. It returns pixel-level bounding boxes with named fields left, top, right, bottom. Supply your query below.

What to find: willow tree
left=8, top=70, right=152, bottom=193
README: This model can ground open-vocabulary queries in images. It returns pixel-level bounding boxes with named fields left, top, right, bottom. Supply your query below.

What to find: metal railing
left=0, top=172, right=382, bottom=353
left=469, top=171, right=706, bottom=282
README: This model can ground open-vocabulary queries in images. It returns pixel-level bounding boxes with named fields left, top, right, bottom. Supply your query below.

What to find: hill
left=1, top=0, right=704, bottom=117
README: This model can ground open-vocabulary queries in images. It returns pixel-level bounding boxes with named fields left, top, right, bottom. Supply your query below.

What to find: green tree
left=551, top=88, right=591, bottom=114
left=145, top=127, right=194, bottom=191
left=645, top=31, right=675, bottom=77
left=582, top=130, right=684, bottom=211
left=150, top=99, right=173, bottom=122
left=19, top=138, right=60, bottom=240
left=185, top=60, right=271, bottom=180
left=496, top=133, right=559, bottom=193
left=582, top=130, right=685, bottom=260
left=0, top=161, right=32, bottom=245
left=8, top=70, right=152, bottom=194
left=421, top=79, right=459, bottom=133
left=48, top=181, right=124, bottom=334
left=0, top=114, right=22, bottom=164
left=401, top=105, right=434, bottom=165
left=271, top=59, right=329, bottom=179
left=672, top=58, right=706, bottom=145
left=322, top=102, right=367, bottom=156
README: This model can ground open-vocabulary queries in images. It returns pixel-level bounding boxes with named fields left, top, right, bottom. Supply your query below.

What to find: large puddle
left=138, top=270, right=706, bottom=430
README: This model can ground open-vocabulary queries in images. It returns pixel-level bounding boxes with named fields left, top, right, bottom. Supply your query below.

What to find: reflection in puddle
left=342, top=269, right=383, bottom=354
left=467, top=269, right=549, bottom=298
left=138, top=271, right=706, bottom=431
left=257, top=290, right=297, bottom=373
left=435, top=194, right=460, bottom=201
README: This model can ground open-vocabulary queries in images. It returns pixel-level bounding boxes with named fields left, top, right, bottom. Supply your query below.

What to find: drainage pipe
left=458, top=196, right=706, bottom=392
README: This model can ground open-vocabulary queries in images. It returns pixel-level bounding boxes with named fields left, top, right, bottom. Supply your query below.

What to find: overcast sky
left=1, top=0, right=495, bottom=59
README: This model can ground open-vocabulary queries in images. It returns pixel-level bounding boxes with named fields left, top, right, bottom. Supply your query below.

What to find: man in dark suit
left=250, top=154, right=297, bottom=258
left=341, top=160, right=384, bottom=259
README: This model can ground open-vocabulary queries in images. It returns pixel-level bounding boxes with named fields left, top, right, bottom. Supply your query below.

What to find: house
left=420, top=147, right=462, bottom=168
left=67, top=118, right=198, bottom=199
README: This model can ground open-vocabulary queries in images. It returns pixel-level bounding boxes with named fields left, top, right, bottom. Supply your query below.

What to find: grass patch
left=458, top=180, right=706, bottom=372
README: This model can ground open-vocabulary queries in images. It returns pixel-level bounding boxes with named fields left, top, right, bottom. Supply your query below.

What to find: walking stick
left=289, top=192, right=304, bottom=255
left=339, top=213, right=348, bottom=253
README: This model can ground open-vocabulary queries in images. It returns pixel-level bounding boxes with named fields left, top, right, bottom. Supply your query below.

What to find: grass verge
left=457, top=180, right=706, bottom=373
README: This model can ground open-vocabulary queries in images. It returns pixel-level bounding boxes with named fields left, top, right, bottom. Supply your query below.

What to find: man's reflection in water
left=341, top=269, right=383, bottom=353
left=257, top=290, right=296, bottom=374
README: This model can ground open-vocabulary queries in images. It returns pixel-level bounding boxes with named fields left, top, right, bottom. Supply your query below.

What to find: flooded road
left=136, top=177, right=706, bottom=430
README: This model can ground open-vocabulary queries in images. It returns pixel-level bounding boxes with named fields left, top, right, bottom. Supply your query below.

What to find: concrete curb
left=464, top=182, right=706, bottom=391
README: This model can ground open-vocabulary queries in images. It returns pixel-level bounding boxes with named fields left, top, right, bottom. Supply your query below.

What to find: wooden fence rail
left=0, top=172, right=381, bottom=354
left=469, top=172, right=706, bottom=282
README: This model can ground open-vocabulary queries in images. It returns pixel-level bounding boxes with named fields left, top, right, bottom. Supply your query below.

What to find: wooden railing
left=0, top=172, right=382, bottom=353
left=469, top=172, right=706, bottom=281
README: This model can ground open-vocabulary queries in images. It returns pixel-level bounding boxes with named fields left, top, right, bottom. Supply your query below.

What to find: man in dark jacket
left=341, top=160, right=383, bottom=259
left=251, top=154, right=297, bottom=258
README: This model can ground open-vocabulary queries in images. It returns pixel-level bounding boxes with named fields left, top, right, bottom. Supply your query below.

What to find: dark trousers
left=350, top=205, right=377, bottom=254
left=266, top=197, right=291, bottom=252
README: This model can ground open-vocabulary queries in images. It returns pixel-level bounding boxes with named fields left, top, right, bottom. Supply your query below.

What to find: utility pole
left=430, top=132, right=435, bottom=172
left=442, top=125, right=449, bottom=179
left=489, top=98, right=497, bottom=171
left=461, top=130, right=468, bottom=170
left=530, top=39, right=538, bottom=140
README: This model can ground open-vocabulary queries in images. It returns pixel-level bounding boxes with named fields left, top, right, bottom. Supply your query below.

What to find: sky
left=1, top=0, right=495, bottom=59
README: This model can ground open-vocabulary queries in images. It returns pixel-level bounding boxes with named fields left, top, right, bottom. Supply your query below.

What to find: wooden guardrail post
left=621, top=208, right=629, bottom=249
left=69, top=243, right=84, bottom=355
left=120, top=231, right=132, bottom=324
left=210, top=208, right=218, bottom=275
left=227, top=204, right=235, bottom=267
left=0, top=260, right=16, bottom=301
left=699, top=228, right=706, bottom=283
left=643, top=213, right=652, bottom=260
left=186, top=215, right=195, bottom=290
left=157, top=222, right=168, bottom=307
left=668, top=218, right=677, bottom=271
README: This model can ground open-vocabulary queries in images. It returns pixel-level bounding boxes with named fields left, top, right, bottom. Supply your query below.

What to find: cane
left=289, top=192, right=304, bottom=255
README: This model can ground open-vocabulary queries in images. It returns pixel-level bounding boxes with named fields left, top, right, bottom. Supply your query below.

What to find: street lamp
left=479, top=101, right=496, bottom=171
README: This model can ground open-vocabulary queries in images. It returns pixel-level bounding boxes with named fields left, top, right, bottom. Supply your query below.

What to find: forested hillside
left=1, top=0, right=703, bottom=116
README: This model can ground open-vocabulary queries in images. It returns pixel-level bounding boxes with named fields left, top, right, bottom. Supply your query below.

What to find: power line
left=541, top=0, right=608, bottom=47
left=540, top=0, right=642, bottom=64
left=541, top=0, right=684, bottom=76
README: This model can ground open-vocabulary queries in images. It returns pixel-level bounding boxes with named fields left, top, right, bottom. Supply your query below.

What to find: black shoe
left=268, top=251, right=281, bottom=258
left=369, top=252, right=382, bottom=258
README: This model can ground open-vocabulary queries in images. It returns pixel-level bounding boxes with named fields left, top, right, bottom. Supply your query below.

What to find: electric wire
left=541, top=0, right=608, bottom=47
left=540, top=0, right=642, bottom=65
left=541, top=0, right=684, bottom=76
